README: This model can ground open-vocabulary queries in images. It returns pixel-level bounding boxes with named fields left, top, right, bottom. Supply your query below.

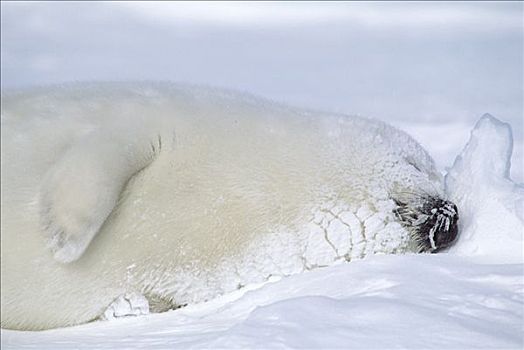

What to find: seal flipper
left=40, top=129, right=161, bottom=263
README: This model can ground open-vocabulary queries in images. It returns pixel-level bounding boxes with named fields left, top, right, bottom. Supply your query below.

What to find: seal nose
left=429, top=202, right=459, bottom=253
left=392, top=195, right=459, bottom=253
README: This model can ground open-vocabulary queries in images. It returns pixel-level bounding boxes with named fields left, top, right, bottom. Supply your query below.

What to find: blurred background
left=1, top=1, right=522, bottom=181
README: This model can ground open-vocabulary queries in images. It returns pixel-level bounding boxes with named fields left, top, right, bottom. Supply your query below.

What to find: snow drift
left=446, top=114, right=524, bottom=263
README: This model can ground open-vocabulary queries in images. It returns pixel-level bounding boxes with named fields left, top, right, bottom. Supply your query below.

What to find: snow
left=2, top=115, right=523, bottom=349
left=445, top=114, right=524, bottom=263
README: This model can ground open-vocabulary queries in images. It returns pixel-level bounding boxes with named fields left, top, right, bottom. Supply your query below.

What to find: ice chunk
left=445, top=114, right=524, bottom=263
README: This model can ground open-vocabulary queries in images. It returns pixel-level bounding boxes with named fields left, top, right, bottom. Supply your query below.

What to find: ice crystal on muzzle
left=394, top=196, right=459, bottom=253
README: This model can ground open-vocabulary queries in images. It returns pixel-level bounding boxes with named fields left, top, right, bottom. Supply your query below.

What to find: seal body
left=1, top=83, right=457, bottom=330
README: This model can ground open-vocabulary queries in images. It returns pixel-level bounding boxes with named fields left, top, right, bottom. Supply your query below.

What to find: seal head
left=394, top=196, right=459, bottom=253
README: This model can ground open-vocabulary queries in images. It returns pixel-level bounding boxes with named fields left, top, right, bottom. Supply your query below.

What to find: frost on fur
left=39, top=129, right=161, bottom=263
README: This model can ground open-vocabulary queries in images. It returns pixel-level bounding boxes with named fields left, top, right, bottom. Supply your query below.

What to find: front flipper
left=40, top=129, right=162, bottom=263
left=101, top=292, right=150, bottom=321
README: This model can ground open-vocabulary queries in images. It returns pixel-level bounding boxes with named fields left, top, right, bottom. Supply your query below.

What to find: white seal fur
left=1, top=83, right=457, bottom=330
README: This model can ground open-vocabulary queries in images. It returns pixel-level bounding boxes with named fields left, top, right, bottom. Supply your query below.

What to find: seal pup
left=1, top=83, right=458, bottom=330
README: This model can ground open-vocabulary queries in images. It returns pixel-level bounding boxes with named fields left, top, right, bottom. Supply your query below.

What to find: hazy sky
left=2, top=2, right=522, bottom=117
left=1, top=1, right=523, bottom=178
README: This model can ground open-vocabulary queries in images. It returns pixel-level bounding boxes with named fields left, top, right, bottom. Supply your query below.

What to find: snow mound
left=208, top=255, right=523, bottom=349
left=445, top=114, right=524, bottom=263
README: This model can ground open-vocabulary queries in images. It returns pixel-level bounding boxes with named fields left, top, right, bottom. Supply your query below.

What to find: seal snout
left=427, top=200, right=459, bottom=253
left=393, top=196, right=459, bottom=253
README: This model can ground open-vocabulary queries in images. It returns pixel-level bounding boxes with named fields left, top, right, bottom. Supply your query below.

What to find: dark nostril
left=434, top=221, right=459, bottom=252
left=392, top=195, right=459, bottom=253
